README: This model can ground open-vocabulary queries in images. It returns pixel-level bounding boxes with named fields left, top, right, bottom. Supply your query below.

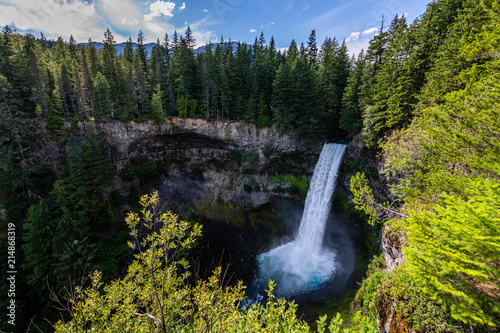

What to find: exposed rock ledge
left=377, top=226, right=407, bottom=332
left=28, top=118, right=321, bottom=211
left=70, top=117, right=316, bottom=163
left=34, top=117, right=319, bottom=164
left=382, top=224, right=405, bottom=272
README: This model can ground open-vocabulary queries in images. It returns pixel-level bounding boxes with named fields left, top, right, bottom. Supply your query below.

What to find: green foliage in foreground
left=404, top=177, right=500, bottom=326
left=57, top=192, right=355, bottom=332
left=354, top=254, right=387, bottom=318
left=382, top=269, right=457, bottom=332
left=350, top=1, right=500, bottom=328
left=54, top=192, right=355, bottom=332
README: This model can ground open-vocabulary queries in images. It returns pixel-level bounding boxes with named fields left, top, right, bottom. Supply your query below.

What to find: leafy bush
left=243, top=183, right=253, bottom=193
left=353, top=254, right=387, bottom=317
left=344, top=158, right=378, bottom=178
left=382, top=269, right=455, bottom=332
left=54, top=192, right=312, bottom=332
left=242, top=150, right=259, bottom=164
left=230, top=150, right=259, bottom=165
left=127, top=186, right=143, bottom=205
left=262, top=146, right=275, bottom=157
left=137, top=162, right=158, bottom=180
left=243, top=178, right=260, bottom=193
left=120, top=167, right=138, bottom=181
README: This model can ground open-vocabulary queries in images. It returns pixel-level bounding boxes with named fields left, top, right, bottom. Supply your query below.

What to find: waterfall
left=256, top=143, right=347, bottom=296
left=296, top=143, right=347, bottom=253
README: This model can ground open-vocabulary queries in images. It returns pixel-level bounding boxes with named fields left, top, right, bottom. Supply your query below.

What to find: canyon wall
left=32, top=118, right=321, bottom=213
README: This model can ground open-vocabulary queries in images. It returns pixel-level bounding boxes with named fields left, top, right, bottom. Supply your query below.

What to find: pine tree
left=86, top=38, right=101, bottom=77
left=22, top=34, right=49, bottom=118
left=161, top=33, right=175, bottom=114
left=319, top=37, right=350, bottom=138
left=123, top=37, right=134, bottom=64
left=79, top=47, right=94, bottom=117
left=418, top=0, right=488, bottom=110
left=307, top=29, right=318, bottom=66
left=101, top=28, right=121, bottom=117
left=185, top=26, right=196, bottom=50
left=93, top=72, right=111, bottom=119
left=0, top=74, right=15, bottom=118
left=173, top=37, right=196, bottom=116
left=68, top=35, right=77, bottom=60
left=272, top=52, right=320, bottom=140
left=361, top=15, right=409, bottom=147
left=150, top=84, right=164, bottom=121
left=339, top=50, right=366, bottom=136
left=133, top=32, right=149, bottom=117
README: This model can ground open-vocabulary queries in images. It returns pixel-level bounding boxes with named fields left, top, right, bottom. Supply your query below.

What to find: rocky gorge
left=26, top=117, right=405, bottom=328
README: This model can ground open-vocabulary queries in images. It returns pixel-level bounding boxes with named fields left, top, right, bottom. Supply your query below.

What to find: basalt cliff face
left=34, top=117, right=320, bottom=213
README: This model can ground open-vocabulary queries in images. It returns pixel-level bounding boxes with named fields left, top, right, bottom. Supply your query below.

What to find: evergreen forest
left=0, top=0, right=499, bottom=331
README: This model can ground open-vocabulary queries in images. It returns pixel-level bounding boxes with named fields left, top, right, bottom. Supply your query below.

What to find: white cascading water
left=256, top=143, right=347, bottom=296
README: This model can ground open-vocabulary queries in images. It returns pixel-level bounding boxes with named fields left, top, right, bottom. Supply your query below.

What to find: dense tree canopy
left=1, top=0, right=500, bottom=330
left=353, top=0, right=500, bottom=328
left=0, top=26, right=355, bottom=141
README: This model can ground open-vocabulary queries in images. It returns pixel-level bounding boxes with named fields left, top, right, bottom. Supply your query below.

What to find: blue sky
left=0, top=0, right=431, bottom=56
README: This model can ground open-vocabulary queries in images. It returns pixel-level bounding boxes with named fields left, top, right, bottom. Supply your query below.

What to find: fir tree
left=339, top=50, right=366, bottom=136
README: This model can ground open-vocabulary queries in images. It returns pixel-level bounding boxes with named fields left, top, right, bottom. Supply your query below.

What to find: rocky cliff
left=32, top=117, right=321, bottom=213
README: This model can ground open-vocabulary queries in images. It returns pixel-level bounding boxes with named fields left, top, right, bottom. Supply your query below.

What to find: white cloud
left=144, top=0, right=176, bottom=21
left=271, top=21, right=275, bottom=25
left=345, top=38, right=370, bottom=58
left=0, top=0, right=113, bottom=42
left=250, top=28, right=256, bottom=33
left=302, top=2, right=356, bottom=28
left=297, top=4, right=310, bottom=16
left=99, top=0, right=141, bottom=28
left=180, top=2, right=186, bottom=11
left=187, top=17, right=217, bottom=47
left=260, top=25, right=263, bottom=29
left=346, top=32, right=360, bottom=42
left=202, top=9, right=208, bottom=13
left=143, top=20, right=167, bottom=36
left=362, top=27, right=378, bottom=36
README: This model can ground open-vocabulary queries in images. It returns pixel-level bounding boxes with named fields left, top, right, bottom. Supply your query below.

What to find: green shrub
left=287, top=183, right=301, bottom=195
left=272, top=185, right=284, bottom=193
left=353, top=254, right=387, bottom=317
left=137, top=162, right=158, bottom=180
left=383, top=269, right=455, bottom=332
left=355, top=271, right=386, bottom=317
left=127, top=186, right=143, bottom=205
left=253, top=181, right=261, bottom=192
left=263, top=146, right=275, bottom=157
left=243, top=183, right=253, bottom=193
left=120, top=167, right=138, bottom=181
left=345, top=158, right=378, bottom=178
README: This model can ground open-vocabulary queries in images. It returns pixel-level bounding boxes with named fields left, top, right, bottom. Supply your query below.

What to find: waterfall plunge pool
left=256, top=242, right=337, bottom=296
left=246, top=144, right=356, bottom=301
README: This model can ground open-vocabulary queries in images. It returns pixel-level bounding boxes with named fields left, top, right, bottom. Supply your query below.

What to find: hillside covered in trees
left=0, top=0, right=499, bottom=331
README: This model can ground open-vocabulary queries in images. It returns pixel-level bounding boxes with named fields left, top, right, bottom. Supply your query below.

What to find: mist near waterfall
left=254, top=144, right=353, bottom=297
